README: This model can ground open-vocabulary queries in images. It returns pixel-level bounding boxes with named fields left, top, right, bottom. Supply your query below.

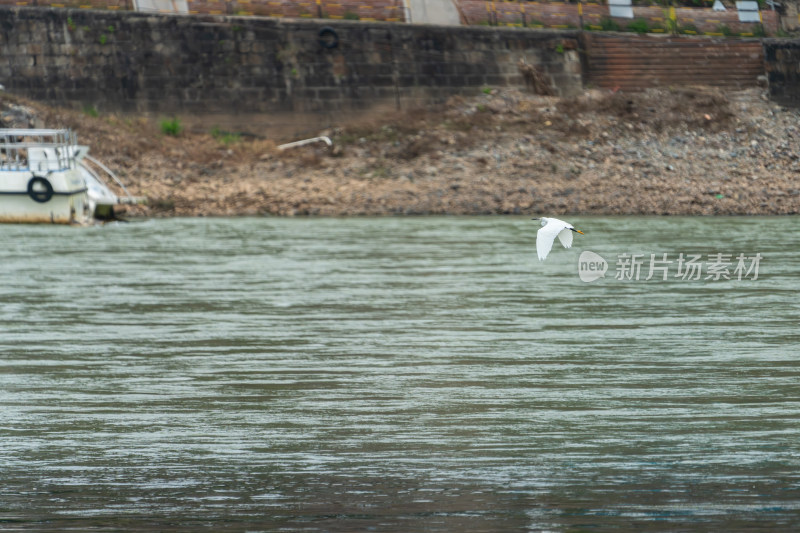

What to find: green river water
left=1, top=216, right=799, bottom=531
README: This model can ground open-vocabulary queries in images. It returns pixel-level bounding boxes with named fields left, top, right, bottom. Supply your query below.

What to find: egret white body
left=533, top=217, right=585, bottom=260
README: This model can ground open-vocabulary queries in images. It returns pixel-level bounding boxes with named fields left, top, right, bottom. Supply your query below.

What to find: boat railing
left=0, top=129, right=78, bottom=172
left=80, top=154, right=144, bottom=205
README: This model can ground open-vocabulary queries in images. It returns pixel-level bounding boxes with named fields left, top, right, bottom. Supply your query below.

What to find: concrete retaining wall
left=0, top=6, right=583, bottom=134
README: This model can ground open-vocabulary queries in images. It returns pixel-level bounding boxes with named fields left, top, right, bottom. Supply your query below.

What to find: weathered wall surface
left=0, top=6, right=582, bottom=133
left=779, top=0, right=800, bottom=32
left=764, top=40, right=800, bottom=107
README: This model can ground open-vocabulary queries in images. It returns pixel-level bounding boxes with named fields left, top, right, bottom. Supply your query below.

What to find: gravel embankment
left=3, top=86, right=798, bottom=217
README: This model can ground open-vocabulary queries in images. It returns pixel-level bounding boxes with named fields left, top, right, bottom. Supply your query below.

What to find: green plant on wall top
left=716, top=24, right=734, bottom=36
left=599, top=17, right=621, bottom=31
left=626, top=18, right=650, bottom=34
left=664, top=12, right=678, bottom=34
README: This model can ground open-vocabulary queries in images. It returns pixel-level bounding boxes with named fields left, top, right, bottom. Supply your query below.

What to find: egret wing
left=557, top=227, right=573, bottom=249
left=537, top=223, right=563, bottom=260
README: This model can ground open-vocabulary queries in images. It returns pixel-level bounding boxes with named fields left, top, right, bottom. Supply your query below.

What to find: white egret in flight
left=532, top=217, right=585, bottom=260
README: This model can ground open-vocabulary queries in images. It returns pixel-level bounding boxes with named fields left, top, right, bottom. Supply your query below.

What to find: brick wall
left=460, top=0, right=778, bottom=36
left=583, top=32, right=765, bottom=91
left=188, top=0, right=406, bottom=21
left=0, top=0, right=780, bottom=35
left=0, top=0, right=408, bottom=21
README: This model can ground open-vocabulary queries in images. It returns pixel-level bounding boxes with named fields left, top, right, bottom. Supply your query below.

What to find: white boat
left=0, top=128, right=141, bottom=224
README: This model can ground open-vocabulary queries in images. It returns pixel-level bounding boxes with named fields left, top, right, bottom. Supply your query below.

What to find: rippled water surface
left=2, top=216, right=799, bottom=531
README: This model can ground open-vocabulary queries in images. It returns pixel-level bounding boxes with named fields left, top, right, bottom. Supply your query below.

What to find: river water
left=1, top=216, right=799, bottom=531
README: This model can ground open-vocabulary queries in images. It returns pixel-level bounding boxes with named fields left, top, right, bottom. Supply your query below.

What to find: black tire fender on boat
left=27, top=175, right=54, bottom=203
left=318, top=26, right=339, bottom=49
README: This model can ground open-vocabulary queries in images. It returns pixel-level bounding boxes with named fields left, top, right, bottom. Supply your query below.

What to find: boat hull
left=0, top=169, right=89, bottom=224
left=1, top=128, right=140, bottom=225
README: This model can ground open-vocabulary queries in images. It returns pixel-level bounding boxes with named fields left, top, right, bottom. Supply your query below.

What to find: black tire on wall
left=318, top=27, right=339, bottom=49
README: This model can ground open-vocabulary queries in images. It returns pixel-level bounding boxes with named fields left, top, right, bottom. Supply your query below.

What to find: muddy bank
left=3, top=86, right=799, bottom=217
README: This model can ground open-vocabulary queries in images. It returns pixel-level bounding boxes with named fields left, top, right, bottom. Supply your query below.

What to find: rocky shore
left=3, top=86, right=799, bottom=217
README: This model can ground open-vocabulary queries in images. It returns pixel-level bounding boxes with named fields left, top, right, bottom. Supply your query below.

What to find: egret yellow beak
left=575, top=230, right=585, bottom=235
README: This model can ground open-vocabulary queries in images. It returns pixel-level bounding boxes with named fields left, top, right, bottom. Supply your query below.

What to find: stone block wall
left=0, top=6, right=583, bottom=133
left=764, top=40, right=800, bottom=107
